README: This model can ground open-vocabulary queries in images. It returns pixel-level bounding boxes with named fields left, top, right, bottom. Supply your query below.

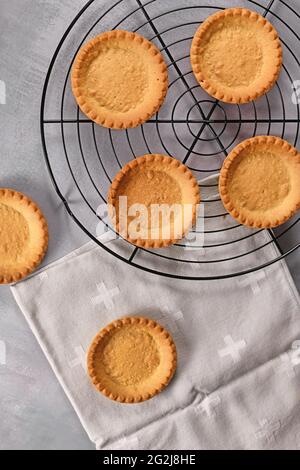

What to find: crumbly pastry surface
left=108, top=154, right=201, bottom=248
left=0, top=189, right=48, bottom=284
left=191, top=8, right=282, bottom=103
left=71, top=30, right=168, bottom=129
left=219, top=136, right=300, bottom=228
left=87, top=317, right=177, bottom=403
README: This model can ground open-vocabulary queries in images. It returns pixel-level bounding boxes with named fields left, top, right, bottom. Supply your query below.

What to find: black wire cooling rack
left=40, top=0, right=300, bottom=280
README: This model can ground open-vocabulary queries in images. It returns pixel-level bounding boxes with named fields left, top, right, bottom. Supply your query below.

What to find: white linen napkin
left=11, top=174, right=300, bottom=450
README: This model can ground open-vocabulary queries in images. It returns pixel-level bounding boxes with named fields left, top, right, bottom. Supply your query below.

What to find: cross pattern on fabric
left=157, top=306, right=186, bottom=357
left=38, top=271, right=49, bottom=281
left=255, top=419, right=281, bottom=444
left=0, top=340, right=6, bottom=365
left=68, top=345, right=86, bottom=371
left=291, top=341, right=300, bottom=366
left=91, top=282, right=120, bottom=310
left=161, top=306, right=184, bottom=333
left=273, top=352, right=300, bottom=379
left=196, top=395, right=221, bottom=418
left=218, top=335, right=246, bottom=364
left=238, top=271, right=266, bottom=295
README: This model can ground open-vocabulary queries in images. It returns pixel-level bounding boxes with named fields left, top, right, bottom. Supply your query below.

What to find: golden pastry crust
left=191, top=8, right=282, bottom=104
left=71, top=30, right=168, bottom=129
left=219, top=136, right=300, bottom=228
left=108, top=154, right=201, bottom=248
left=0, top=189, right=48, bottom=284
left=87, top=316, right=177, bottom=403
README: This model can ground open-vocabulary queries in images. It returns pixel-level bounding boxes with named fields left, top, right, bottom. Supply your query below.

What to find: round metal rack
left=40, top=0, right=300, bottom=280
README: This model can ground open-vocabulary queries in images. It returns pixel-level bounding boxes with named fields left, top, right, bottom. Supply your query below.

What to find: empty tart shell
left=190, top=8, right=282, bottom=103
left=219, top=136, right=300, bottom=228
left=87, top=317, right=177, bottom=403
left=0, top=189, right=48, bottom=284
left=71, top=30, right=168, bottom=129
left=108, top=154, right=201, bottom=248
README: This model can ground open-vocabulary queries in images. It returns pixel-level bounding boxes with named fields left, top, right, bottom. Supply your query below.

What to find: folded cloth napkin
left=11, top=175, right=300, bottom=450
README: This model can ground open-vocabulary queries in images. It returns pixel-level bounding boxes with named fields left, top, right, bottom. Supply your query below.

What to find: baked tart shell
left=87, top=316, right=177, bottom=403
left=191, top=8, right=282, bottom=104
left=219, top=136, right=300, bottom=228
left=108, top=154, right=201, bottom=248
left=71, top=30, right=168, bottom=129
left=0, top=189, right=48, bottom=284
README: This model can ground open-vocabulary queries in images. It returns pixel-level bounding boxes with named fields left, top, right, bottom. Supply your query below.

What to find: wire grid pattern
left=40, top=0, right=300, bottom=280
